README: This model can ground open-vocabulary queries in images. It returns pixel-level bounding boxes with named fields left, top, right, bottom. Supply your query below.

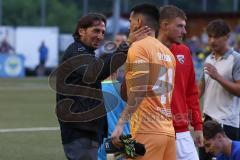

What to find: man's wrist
left=117, top=119, right=126, bottom=127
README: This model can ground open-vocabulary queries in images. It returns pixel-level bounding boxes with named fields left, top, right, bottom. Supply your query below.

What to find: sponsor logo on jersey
left=157, top=52, right=172, bottom=62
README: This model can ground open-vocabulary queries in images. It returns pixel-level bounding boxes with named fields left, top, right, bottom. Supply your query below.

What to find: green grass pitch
left=0, top=77, right=65, bottom=159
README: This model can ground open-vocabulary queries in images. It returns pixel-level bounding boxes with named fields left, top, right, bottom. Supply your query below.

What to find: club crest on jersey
left=177, top=55, right=184, bottom=64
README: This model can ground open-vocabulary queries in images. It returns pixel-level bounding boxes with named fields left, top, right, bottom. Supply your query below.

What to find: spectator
left=0, top=38, right=14, bottom=54
left=38, top=41, right=48, bottom=66
left=203, top=120, right=240, bottom=160
left=97, top=34, right=130, bottom=160
left=198, top=19, right=240, bottom=160
left=36, top=41, right=48, bottom=76
left=114, top=33, right=127, bottom=83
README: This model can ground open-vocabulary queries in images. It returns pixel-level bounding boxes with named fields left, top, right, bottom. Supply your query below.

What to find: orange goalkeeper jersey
left=125, top=36, right=176, bottom=137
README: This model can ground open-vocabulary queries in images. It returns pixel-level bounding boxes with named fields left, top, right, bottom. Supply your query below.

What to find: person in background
left=98, top=34, right=130, bottom=160
left=37, top=41, right=48, bottom=76
left=198, top=19, right=240, bottom=160
left=115, top=33, right=127, bottom=83
left=97, top=70, right=130, bottom=160
left=0, top=38, right=15, bottom=54
left=115, top=33, right=127, bottom=47
left=203, top=120, right=240, bottom=160
left=38, top=41, right=48, bottom=66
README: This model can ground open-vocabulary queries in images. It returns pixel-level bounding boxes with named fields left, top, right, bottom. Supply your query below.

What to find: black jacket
left=56, top=40, right=128, bottom=144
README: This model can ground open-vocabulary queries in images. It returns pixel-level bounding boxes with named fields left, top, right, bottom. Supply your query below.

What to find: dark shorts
left=63, top=137, right=99, bottom=160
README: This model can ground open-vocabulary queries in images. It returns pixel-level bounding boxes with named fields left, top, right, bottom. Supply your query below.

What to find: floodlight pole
left=233, top=0, right=239, bottom=12
left=83, top=0, right=88, bottom=16
left=163, top=0, right=169, bottom=5
left=0, top=0, right=2, bottom=25
left=123, top=0, right=128, bottom=13
left=41, top=0, right=46, bottom=26
left=202, top=0, right=207, bottom=12
left=112, top=0, right=120, bottom=39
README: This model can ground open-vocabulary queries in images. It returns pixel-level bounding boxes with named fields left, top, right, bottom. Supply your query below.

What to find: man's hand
left=194, top=130, right=204, bottom=147
left=203, top=63, right=221, bottom=80
left=111, top=123, right=124, bottom=148
left=128, top=26, right=151, bottom=44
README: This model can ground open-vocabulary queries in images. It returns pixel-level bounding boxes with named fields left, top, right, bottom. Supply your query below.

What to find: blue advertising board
left=0, top=54, right=25, bottom=78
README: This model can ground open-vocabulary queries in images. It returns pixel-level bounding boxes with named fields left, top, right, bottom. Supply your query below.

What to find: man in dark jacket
left=55, top=13, right=129, bottom=160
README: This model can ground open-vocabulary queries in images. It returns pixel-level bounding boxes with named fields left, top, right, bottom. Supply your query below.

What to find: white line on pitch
left=0, top=127, right=59, bottom=133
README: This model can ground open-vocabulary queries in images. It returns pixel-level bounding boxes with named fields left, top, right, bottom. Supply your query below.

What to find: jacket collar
left=76, top=40, right=96, bottom=53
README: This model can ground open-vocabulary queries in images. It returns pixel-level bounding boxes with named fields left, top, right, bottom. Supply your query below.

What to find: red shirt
left=170, top=43, right=202, bottom=132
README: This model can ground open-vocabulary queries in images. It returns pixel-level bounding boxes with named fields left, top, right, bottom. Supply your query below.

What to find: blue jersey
left=98, top=80, right=130, bottom=160
left=217, top=141, right=240, bottom=160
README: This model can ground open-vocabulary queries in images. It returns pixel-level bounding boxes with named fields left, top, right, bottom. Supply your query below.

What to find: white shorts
left=176, top=131, right=199, bottom=160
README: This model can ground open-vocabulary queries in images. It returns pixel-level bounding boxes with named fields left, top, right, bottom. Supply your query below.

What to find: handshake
left=105, top=134, right=146, bottom=159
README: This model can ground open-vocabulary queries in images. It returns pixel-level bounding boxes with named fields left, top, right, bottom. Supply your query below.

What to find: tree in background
left=2, top=0, right=80, bottom=33
left=1, top=0, right=240, bottom=33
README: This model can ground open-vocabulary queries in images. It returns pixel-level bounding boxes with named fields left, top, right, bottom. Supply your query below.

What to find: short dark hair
left=131, top=3, right=160, bottom=36
left=203, top=120, right=225, bottom=140
left=206, top=19, right=230, bottom=38
left=159, top=5, right=187, bottom=23
left=73, top=13, right=107, bottom=41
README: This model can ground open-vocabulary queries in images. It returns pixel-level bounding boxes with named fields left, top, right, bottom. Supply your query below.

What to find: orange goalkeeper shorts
left=129, top=133, right=176, bottom=160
